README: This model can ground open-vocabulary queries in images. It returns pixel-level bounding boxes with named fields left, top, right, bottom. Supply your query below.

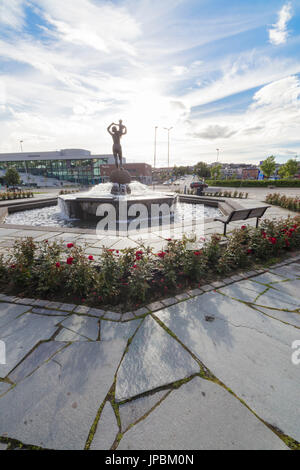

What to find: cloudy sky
left=0, top=0, right=299, bottom=166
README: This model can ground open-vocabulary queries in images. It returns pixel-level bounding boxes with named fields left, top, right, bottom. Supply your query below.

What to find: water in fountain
left=87, top=181, right=159, bottom=197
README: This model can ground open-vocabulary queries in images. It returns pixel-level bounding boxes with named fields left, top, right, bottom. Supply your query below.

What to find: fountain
left=59, top=121, right=177, bottom=225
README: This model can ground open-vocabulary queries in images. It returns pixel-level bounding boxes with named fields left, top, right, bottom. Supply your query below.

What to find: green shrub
left=2, top=216, right=300, bottom=308
left=266, top=193, right=300, bottom=212
left=206, top=179, right=300, bottom=188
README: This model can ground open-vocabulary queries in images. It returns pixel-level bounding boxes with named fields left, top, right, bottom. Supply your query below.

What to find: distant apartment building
left=100, top=163, right=152, bottom=184
left=242, top=168, right=260, bottom=180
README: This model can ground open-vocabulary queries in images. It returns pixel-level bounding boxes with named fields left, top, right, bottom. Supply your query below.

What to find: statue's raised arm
left=107, top=123, right=115, bottom=136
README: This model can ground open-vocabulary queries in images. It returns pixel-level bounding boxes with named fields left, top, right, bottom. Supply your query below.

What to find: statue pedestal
left=110, top=168, right=131, bottom=195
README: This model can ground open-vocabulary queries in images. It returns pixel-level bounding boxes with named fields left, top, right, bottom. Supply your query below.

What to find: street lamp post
left=216, top=148, right=220, bottom=163
left=20, top=140, right=29, bottom=184
left=164, top=127, right=173, bottom=168
left=154, top=126, right=158, bottom=169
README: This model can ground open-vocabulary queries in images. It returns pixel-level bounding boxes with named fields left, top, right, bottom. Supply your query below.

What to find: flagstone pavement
left=0, top=261, right=300, bottom=450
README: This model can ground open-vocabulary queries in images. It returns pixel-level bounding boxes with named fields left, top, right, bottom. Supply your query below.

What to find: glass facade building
left=0, top=150, right=115, bottom=186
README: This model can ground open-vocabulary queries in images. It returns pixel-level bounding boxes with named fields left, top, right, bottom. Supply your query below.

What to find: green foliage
left=1, top=216, right=300, bottom=308
left=194, top=162, right=211, bottom=179
left=206, top=179, right=300, bottom=187
left=0, top=191, right=33, bottom=200
left=4, top=167, right=21, bottom=186
left=210, top=164, right=222, bottom=180
left=278, top=159, right=299, bottom=179
left=260, top=156, right=276, bottom=179
left=265, top=193, right=300, bottom=212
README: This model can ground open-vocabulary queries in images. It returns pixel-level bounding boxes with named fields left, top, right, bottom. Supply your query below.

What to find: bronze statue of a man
left=107, top=120, right=127, bottom=169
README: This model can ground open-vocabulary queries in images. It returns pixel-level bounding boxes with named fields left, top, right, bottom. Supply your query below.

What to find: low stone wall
left=5, top=198, right=57, bottom=214
left=0, top=207, right=8, bottom=223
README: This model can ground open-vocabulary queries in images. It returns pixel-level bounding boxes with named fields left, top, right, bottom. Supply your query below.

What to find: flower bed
left=0, top=191, right=34, bottom=200
left=0, top=216, right=299, bottom=310
left=204, top=190, right=248, bottom=199
left=265, top=193, right=300, bottom=213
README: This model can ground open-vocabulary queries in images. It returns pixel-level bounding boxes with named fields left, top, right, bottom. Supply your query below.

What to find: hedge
left=205, top=179, right=300, bottom=188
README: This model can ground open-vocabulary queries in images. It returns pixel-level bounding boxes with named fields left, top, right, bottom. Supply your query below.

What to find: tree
left=260, top=156, right=276, bottom=179
left=210, top=164, right=222, bottom=180
left=278, top=159, right=299, bottom=179
left=172, top=165, right=191, bottom=178
left=5, top=167, right=21, bottom=186
left=194, top=162, right=211, bottom=179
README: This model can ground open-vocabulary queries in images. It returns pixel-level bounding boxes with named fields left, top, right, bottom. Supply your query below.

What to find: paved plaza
left=0, top=260, right=299, bottom=450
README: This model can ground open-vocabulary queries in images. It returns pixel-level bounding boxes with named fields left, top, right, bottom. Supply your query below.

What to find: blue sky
left=0, top=0, right=299, bottom=166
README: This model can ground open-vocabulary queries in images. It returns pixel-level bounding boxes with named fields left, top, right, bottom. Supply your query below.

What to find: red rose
left=157, top=252, right=166, bottom=258
left=194, top=251, right=202, bottom=256
left=88, top=255, right=94, bottom=261
left=67, top=243, right=74, bottom=248
left=56, top=262, right=61, bottom=268
left=67, top=257, right=74, bottom=265
left=135, top=250, right=143, bottom=260
left=241, top=226, right=247, bottom=230
left=268, top=237, right=277, bottom=245
left=262, top=232, right=267, bottom=239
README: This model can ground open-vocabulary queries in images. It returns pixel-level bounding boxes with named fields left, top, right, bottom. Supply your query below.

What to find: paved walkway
left=0, top=260, right=299, bottom=450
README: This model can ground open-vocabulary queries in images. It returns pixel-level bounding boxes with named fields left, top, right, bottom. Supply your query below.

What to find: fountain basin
left=59, top=193, right=177, bottom=221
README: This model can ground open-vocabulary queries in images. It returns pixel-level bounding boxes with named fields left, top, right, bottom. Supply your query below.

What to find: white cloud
left=0, top=1, right=299, bottom=165
left=268, top=2, right=293, bottom=45
left=36, top=0, right=141, bottom=55
left=0, top=0, right=25, bottom=30
left=172, top=66, right=188, bottom=76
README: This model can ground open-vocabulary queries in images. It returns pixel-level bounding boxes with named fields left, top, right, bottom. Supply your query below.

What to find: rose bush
left=0, top=216, right=299, bottom=308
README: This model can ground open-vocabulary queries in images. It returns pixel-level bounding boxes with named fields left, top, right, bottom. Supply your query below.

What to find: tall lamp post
left=164, top=127, right=173, bottom=168
left=154, top=126, right=158, bottom=169
left=20, top=140, right=29, bottom=184
left=216, top=148, right=220, bottom=163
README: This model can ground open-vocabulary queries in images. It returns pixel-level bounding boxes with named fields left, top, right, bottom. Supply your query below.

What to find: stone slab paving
left=8, top=341, right=69, bottom=384
left=0, top=341, right=127, bottom=450
left=0, top=382, right=11, bottom=396
left=255, top=306, right=300, bottom=329
left=118, top=377, right=288, bottom=450
left=0, top=262, right=299, bottom=449
left=115, top=315, right=200, bottom=402
left=0, top=442, right=7, bottom=450
left=271, top=279, right=300, bottom=301
left=218, top=283, right=264, bottom=303
left=0, top=303, right=30, bottom=329
left=254, top=288, right=300, bottom=310
left=252, top=272, right=288, bottom=285
left=155, top=290, right=300, bottom=442
left=269, top=266, right=300, bottom=279
left=101, top=319, right=142, bottom=342
left=90, top=402, right=119, bottom=450
left=119, top=389, right=169, bottom=433
left=59, top=315, right=100, bottom=341
left=0, top=313, right=65, bottom=377
left=31, top=307, right=69, bottom=317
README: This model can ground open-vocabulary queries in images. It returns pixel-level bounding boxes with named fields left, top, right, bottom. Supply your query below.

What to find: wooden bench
left=214, top=206, right=270, bottom=236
